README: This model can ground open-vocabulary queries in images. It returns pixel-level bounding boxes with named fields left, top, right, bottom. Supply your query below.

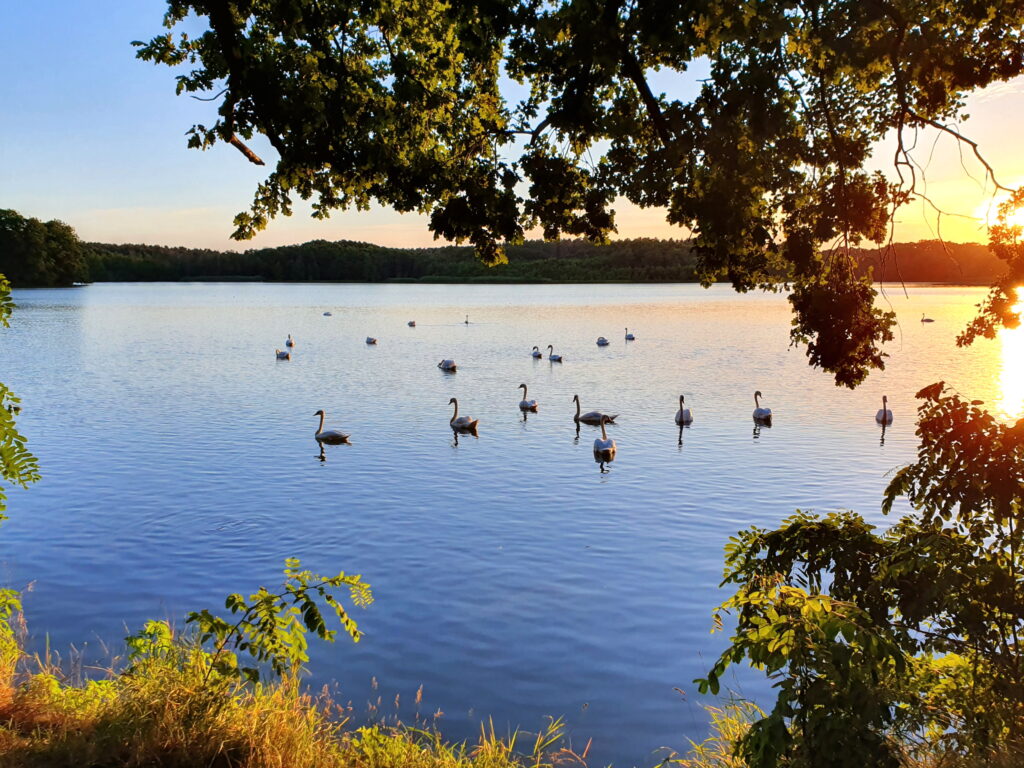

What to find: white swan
left=573, top=394, right=617, bottom=425
left=448, top=397, right=479, bottom=431
left=314, top=410, right=350, bottom=443
left=753, top=390, right=773, bottom=423
left=408, top=321, right=416, bottom=327
left=596, top=337, right=610, bottom=346
left=285, top=334, right=295, bottom=348
left=366, top=337, right=378, bottom=345
left=675, top=395, right=693, bottom=425
left=547, top=344, right=563, bottom=362
left=275, top=349, right=291, bottom=360
left=921, top=313, right=935, bottom=323
left=438, top=359, right=457, bottom=372
left=625, top=328, right=635, bottom=340
left=593, top=415, right=617, bottom=464
left=518, top=383, right=538, bottom=411
left=531, top=345, right=543, bottom=358
left=875, top=395, right=894, bottom=424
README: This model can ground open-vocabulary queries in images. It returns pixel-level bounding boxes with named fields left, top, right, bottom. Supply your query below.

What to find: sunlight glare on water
left=997, top=291, right=1024, bottom=419
left=0, top=282, right=1011, bottom=766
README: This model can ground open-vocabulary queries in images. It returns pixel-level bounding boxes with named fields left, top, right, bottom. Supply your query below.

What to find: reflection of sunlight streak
left=998, top=295, right=1024, bottom=418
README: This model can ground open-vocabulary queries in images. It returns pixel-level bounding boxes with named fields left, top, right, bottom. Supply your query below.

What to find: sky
left=3, top=1, right=1023, bottom=251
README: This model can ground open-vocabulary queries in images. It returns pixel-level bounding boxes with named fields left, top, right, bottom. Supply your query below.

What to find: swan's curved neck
left=754, top=392, right=761, bottom=407
left=680, top=395, right=685, bottom=407
left=521, top=384, right=528, bottom=397
left=547, top=345, right=553, bottom=352
left=574, top=397, right=581, bottom=418
left=450, top=400, right=458, bottom=422
left=317, top=412, right=325, bottom=433
left=600, top=419, right=608, bottom=440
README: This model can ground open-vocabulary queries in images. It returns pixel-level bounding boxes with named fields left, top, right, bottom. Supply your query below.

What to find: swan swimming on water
left=323, top=311, right=332, bottom=316
left=531, top=345, right=543, bottom=358
left=275, top=349, right=291, bottom=360
left=625, top=328, right=635, bottom=340
left=448, top=398, right=479, bottom=431
left=366, top=337, right=378, bottom=345
left=573, top=394, right=616, bottom=425
left=596, top=337, right=610, bottom=346
left=593, top=415, right=617, bottom=468
left=438, top=359, right=457, bottom=372
left=314, top=410, right=350, bottom=443
left=875, top=395, right=894, bottom=424
left=675, top=395, right=693, bottom=425
left=752, top=390, right=772, bottom=424
left=285, top=334, right=295, bottom=347
left=518, top=383, right=538, bottom=411
left=547, top=344, right=563, bottom=362
left=921, top=313, right=935, bottom=323
left=408, top=321, right=416, bottom=327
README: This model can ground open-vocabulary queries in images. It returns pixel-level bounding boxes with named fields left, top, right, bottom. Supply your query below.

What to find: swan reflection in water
left=678, top=423, right=690, bottom=448
left=752, top=422, right=772, bottom=439
left=879, top=421, right=887, bottom=447
left=451, top=428, right=479, bottom=447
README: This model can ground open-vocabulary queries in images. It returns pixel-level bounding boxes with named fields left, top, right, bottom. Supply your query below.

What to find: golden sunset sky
left=3, top=2, right=1022, bottom=250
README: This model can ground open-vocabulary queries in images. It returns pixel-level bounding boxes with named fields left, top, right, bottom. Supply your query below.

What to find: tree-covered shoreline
left=80, top=236, right=1014, bottom=287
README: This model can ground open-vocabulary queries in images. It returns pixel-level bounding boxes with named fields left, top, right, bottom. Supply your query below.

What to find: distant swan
left=625, top=328, right=635, bottom=340
left=752, top=390, right=773, bottom=423
left=366, top=337, right=378, bottom=345
left=465, top=314, right=470, bottom=325
left=531, top=345, right=543, bottom=358
left=675, top=395, right=693, bottom=425
left=593, top=415, right=617, bottom=465
left=314, top=410, right=349, bottom=443
left=449, top=397, right=479, bottom=431
left=438, top=359, right=457, bottom=372
left=596, top=337, right=610, bottom=346
left=275, top=349, right=291, bottom=360
left=875, top=395, right=894, bottom=424
left=518, top=383, right=538, bottom=411
left=921, top=313, right=935, bottom=323
left=547, top=344, right=563, bottom=362
left=323, top=311, right=332, bottom=316
left=408, top=320, right=416, bottom=327
left=573, top=394, right=616, bottom=425
left=285, top=334, right=295, bottom=347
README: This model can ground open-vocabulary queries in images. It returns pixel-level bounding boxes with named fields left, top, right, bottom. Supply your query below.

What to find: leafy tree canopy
left=136, top=0, right=1024, bottom=386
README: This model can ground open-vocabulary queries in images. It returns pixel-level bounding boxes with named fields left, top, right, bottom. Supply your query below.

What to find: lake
left=0, top=282, right=1018, bottom=766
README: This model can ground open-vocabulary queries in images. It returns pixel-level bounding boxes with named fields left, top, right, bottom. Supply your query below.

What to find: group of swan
left=528, top=345, right=562, bottom=361
left=315, top=389, right=893, bottom=466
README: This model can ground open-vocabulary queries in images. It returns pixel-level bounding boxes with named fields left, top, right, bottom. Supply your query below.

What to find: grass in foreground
left=0, top=621, right=591, bottom=768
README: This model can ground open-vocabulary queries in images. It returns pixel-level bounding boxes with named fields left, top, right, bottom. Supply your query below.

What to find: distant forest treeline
left=84, top=238, right=1008, bottom=285
left=0, top=208, right=1009, bottom=286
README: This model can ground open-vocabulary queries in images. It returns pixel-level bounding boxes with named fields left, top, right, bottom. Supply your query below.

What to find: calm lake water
left=1, top=282, right=1019, bottom=765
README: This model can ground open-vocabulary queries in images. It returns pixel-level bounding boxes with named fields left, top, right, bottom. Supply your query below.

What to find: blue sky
left=3, top=1, right=1023, bottom=249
